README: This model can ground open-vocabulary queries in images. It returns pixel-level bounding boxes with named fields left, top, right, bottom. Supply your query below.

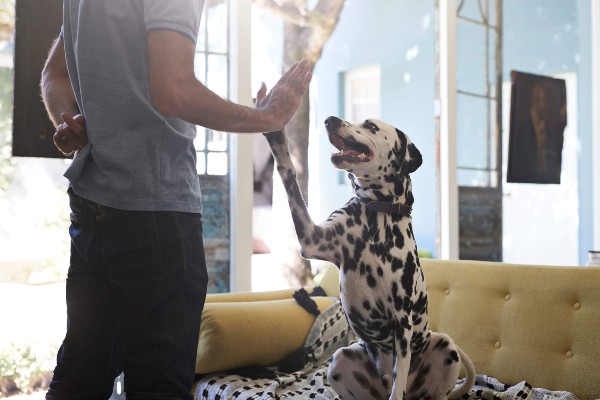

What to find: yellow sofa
left=422, top=259, right=600, bottom=400
left=194, top=260, right=600, bottom=399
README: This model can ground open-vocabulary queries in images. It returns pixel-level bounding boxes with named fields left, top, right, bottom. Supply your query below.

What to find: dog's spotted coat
left=264, top=116, right=475, bottom=400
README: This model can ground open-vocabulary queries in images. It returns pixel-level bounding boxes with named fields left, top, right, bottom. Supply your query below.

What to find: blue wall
left=313, top=0, right=594, bottom=262
left=313, top=0, right=438, bottom=255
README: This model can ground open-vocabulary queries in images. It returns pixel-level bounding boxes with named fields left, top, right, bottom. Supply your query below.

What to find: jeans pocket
left=104, top=212, right=162, bottom=284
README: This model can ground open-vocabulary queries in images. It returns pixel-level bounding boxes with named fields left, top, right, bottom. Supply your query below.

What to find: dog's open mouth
left=329, top=133, right=372, bottom=163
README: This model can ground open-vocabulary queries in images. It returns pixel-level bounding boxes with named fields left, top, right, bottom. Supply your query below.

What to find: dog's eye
left=364, top=121, right=379, bottom=132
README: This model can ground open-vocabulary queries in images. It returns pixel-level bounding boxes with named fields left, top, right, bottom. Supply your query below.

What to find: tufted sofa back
left=422, top=259, right=600, bottom=400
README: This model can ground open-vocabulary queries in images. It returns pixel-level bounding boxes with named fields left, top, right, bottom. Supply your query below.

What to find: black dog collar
left=366, top=201, right=412, bottom=216
left=357, top=197, right=412, bottom=216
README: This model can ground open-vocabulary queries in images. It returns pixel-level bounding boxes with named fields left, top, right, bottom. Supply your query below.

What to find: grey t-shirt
left=61, top=0, right=205, bottom=213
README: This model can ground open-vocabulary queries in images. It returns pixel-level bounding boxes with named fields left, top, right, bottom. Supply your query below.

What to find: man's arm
left=147, top=30, right=311, bottom=133
left=41, top=37, right=88, bottom=155
left=41, top=38, right=78, bottom=126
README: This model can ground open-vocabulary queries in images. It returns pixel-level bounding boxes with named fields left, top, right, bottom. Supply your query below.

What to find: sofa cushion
left=195, top=295, right=335, bottom=374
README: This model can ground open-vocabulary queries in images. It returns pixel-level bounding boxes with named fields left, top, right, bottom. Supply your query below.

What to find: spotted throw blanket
left=461, top=375, right=580, bottom=400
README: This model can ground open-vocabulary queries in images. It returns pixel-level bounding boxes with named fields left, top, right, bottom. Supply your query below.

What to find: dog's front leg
left=264, top=130, right=340, bottom=264
left=391, top=354, right=410, bottom=400
left=390, top=324, right=413, bottom=400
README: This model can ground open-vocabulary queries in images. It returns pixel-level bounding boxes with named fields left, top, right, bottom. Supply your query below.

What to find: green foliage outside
left=0, top=66, right=15, bottom=193
left=418, top=249, right=434, bottom=259
left=0, top=1, right=58, bottom=396
left=0, top=342, right=57, bottom=395
left=0, top=0, right=14, bottom=192
left=0, top=0, right=14, bottom=37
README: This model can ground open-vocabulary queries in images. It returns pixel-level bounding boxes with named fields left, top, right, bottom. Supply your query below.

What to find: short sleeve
left=144, top=0, right=205, bottom=43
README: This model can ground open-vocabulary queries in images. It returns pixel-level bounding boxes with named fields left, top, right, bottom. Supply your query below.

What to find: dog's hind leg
left=405, top=339, right=452, bottom=399
left=327, top=342, right=389, bottom=400
left=406, top=333, right=471, bottom=400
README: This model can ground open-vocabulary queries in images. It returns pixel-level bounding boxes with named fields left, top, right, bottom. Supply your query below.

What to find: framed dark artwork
left=507, top=71, right=567, bottom=184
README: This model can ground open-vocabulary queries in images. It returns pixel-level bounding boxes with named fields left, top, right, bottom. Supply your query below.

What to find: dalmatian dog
left=263, top=116, right=476, bottom=400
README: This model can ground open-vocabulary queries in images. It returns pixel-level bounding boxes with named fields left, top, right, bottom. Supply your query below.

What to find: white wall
left=592, top=0, right=600, bottom=251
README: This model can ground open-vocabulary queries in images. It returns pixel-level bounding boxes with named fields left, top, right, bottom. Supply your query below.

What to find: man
left=40, top=1, right=311, bottom=399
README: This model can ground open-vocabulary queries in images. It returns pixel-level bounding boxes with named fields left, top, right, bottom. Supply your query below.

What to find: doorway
left=501, top=72, right=579, bottom=265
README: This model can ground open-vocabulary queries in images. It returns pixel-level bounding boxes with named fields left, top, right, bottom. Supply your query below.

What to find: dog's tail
left=448, top=345, right=476, bottom=399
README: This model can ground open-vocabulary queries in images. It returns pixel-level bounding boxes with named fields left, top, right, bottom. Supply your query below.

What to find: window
left=344, top=65, right=381, bottom=123
left=194, top=0, right=230, bottom=176
left=455, top=0, right=501, bottom=187
left=194, top=0, right=232, bottom=294
left=341, top=65, right=381, bottom=184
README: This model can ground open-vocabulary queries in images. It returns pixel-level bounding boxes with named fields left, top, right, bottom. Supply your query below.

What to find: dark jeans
left=46, top=189, right=208, bottom=400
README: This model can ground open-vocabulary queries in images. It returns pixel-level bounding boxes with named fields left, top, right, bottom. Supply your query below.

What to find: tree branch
left=312, top=0, right=345, bottom=20
left=307, top=0, right=345, bottom=33
left=253, top=0, right=310, bottom=27
left=253, top=0, right=345, bottom=30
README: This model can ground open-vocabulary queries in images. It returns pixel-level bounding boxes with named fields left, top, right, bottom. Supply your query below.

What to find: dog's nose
left=325, top=116, right=342, bottom=132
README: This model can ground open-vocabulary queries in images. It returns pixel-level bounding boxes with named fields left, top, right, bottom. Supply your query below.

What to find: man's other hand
left=53, top=113, right=88, bottom=156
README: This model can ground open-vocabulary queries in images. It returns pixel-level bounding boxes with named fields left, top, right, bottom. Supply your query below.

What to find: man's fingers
left=299, top=70, right=312, bottom=93
left=280, top=60, right=311, bottom=97
left=61, top=113, right=86, bottom=137
left=68, top=133, right=88, bottom=149
left=62, top=113, right=84, bottom=133
left=276, top=59, right=310, bottom=88
left=254, top=59, right=312, bottom=130
left=288, top=59, right=311, bottom=84
left=52, top=113, right=88, bottom=155
left=74, top=114, right=86, bottom=125
left=62, top=113, right=89, bottom=145
left=277, top=60, right=302, bottom=86
left=256, top=82, right=268, bottom=104
left=53, top=133, right=74, bottom=156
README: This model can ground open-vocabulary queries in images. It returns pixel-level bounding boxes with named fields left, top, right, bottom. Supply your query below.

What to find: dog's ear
left=405, top=143, right=422, bottom=174
left=396, top=128, right=422, bottom=174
